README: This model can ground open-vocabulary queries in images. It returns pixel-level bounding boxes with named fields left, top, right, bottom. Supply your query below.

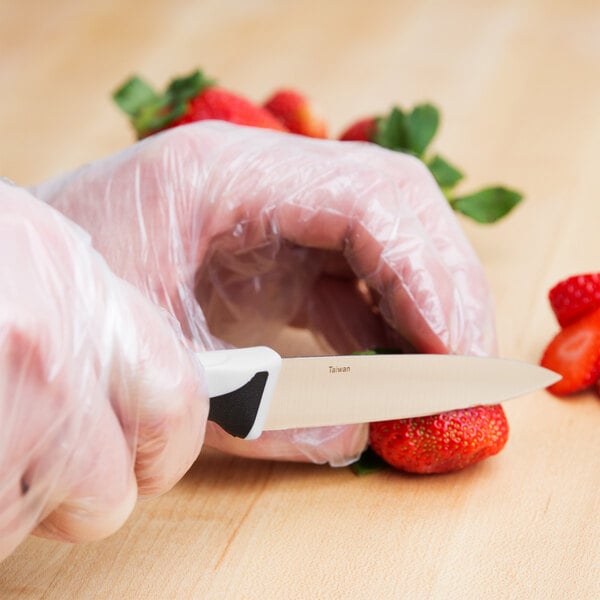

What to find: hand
left=33, top=121, right=497, bottom=466
left=0, top=182, right=205, bottom=560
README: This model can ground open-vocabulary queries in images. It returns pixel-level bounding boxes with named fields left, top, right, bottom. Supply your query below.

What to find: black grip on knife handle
left=207, top=371, right=269, bottom=439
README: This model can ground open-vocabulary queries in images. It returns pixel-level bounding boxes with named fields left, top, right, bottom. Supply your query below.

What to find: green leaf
left=165, top=69, right=215, bottom=103
left=450, top=186, right=523, bottom=223
left=112, top=76, right=158, bottom=117
left=373, top=107, right=408, bottom=151
left=350, top=446, right=389, bottom=475
left=132, top=98, right=186, bottom=138
left=372, top=103, right=440, bottom=157
left=405, top=103, right=440, bottom=156
left=427, top=154, right=464, bottom=189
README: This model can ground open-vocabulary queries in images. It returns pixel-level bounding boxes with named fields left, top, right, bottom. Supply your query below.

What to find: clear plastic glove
left=0, top=181, right=206, bottom=560
left=32, top=121, right=497, bottom=467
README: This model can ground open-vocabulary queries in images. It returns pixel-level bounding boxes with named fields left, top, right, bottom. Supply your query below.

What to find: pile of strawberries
left=113, top=68, right=518, bottom=475
left=113, top=69, right=329, bottom=140
left=541, top=273, right=600, bottom=395
left=113, top=67, right=425, bottom=144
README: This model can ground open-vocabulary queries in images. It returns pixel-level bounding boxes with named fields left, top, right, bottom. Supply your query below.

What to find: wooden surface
left=1, top=1, right=600, bottom=598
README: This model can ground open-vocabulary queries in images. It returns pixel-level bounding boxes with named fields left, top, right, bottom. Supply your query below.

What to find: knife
left=198, top=346, right=561, bottom=440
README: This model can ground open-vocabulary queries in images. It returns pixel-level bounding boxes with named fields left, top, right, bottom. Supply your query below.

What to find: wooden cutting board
left=1, top=1, right=599, bottom=598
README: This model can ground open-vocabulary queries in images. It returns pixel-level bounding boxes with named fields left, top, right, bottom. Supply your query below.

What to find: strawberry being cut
left=369, top=405, right=509, bottom=474
left=540, top=306, right=600, bottom=395
left=263, top=88, right=328, bottom=138
left=113, top=70, right=288, bottom=139
left=548, top=272, right=600, bottom=328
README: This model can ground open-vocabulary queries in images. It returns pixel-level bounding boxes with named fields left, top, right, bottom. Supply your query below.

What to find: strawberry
left=113, top=70, right=287, bottom=139
left=263, top=88, right=328, bottom=138
left=369, top=405, right=509, bottom=474
left=338, top=117, right=378, bottom=142
left=548, top=272, right=600, bottom=328
left=540, top=306, right=600, bottom=395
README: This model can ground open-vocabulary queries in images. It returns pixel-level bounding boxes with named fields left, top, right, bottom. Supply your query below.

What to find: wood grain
left=1, top=1, right=599, bottom=598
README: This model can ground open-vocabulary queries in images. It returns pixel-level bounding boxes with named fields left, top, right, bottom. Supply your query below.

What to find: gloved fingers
left=268, top=146, right=496, bottom=356
left=111, top=281, right=209, bottom=497
left=177, top=123, right=496, bottom=355
left=0, top=476, right=27, bottom=561
left=203, top=421, right=368, bottom=468
left=24, top=182, right=209, bottom=500
left=33, top=485, right=138, bottom=545
left=0, top=185, right=209, bottom=557
left=31, top=386, right=138, bottom=543
left=32, top=123, right=495, bottom=357
left=0, top=327, right=54, bottom=558
left=0, top=325, right=134, bottom=550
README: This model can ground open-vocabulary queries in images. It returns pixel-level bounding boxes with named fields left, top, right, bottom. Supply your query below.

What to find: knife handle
left=196, top=346, right=282, bottom=440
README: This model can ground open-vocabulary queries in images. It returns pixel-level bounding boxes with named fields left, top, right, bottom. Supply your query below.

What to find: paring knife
left=198, top=347, right=561, bottom=440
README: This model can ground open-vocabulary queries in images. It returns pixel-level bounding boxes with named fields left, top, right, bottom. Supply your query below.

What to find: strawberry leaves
left=404, top=103, right=440, bottom=155
left=113, top=76, right=158, bottom=117
left=113, top=70, right=215, bottom=138
left=450, top=187, right=523, bottom=224
left=367, top=103, right=523, bottom=224
left=427, top=154, right=463, bottom=189
left=373, top=105, right=439, bottom=155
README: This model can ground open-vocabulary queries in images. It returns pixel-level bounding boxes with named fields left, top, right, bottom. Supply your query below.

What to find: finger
left=39, top=188, right=210, bottom=499
left=266, top=141, right=497, bottom=356
left=0, top=326, right=135, bottom=547
left=27, top=186, right=209, bottom=501
left=0, top=194, right=138, bottom=548
left=32, top=388, right=137, bottom=543
left=0, top=327, right=50, bottom=558
left=109, top=280, right=209, bottom=497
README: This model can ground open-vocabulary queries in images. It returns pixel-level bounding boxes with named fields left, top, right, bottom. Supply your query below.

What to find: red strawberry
left=338, top=117, right=378, bottom=142
left=548, top=273, right=600, bottom=327
left=540, top=306, right=600, bottom=395
left=113, top=70, right=287, bottom=139
left=263, top=88, right=328, bottom=138
left=369, top=405, right=509, bottom=474
left=170, top=86, right=288, bottom=132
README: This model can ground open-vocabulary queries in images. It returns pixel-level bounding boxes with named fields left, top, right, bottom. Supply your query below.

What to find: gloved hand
left=0, top=181, right=205, bottom=560
left=32, top=120, right=497, bottom=467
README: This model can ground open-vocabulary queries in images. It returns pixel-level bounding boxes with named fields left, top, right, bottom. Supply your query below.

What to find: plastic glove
left=0, top=181, right=205, bottom=560
left=32, top=121, right=497, bottom=466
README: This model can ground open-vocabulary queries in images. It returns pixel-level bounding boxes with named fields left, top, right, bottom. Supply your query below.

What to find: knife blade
left=198, top=346, right=561, bottom=440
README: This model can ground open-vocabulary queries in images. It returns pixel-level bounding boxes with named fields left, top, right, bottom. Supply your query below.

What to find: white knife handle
left=196, top=346, right=282, bottom=440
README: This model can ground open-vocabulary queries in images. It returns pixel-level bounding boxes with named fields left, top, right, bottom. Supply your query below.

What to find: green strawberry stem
left=351, top=446, right=389, bottom=475
left=113, top=70, right=215, bottom=138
